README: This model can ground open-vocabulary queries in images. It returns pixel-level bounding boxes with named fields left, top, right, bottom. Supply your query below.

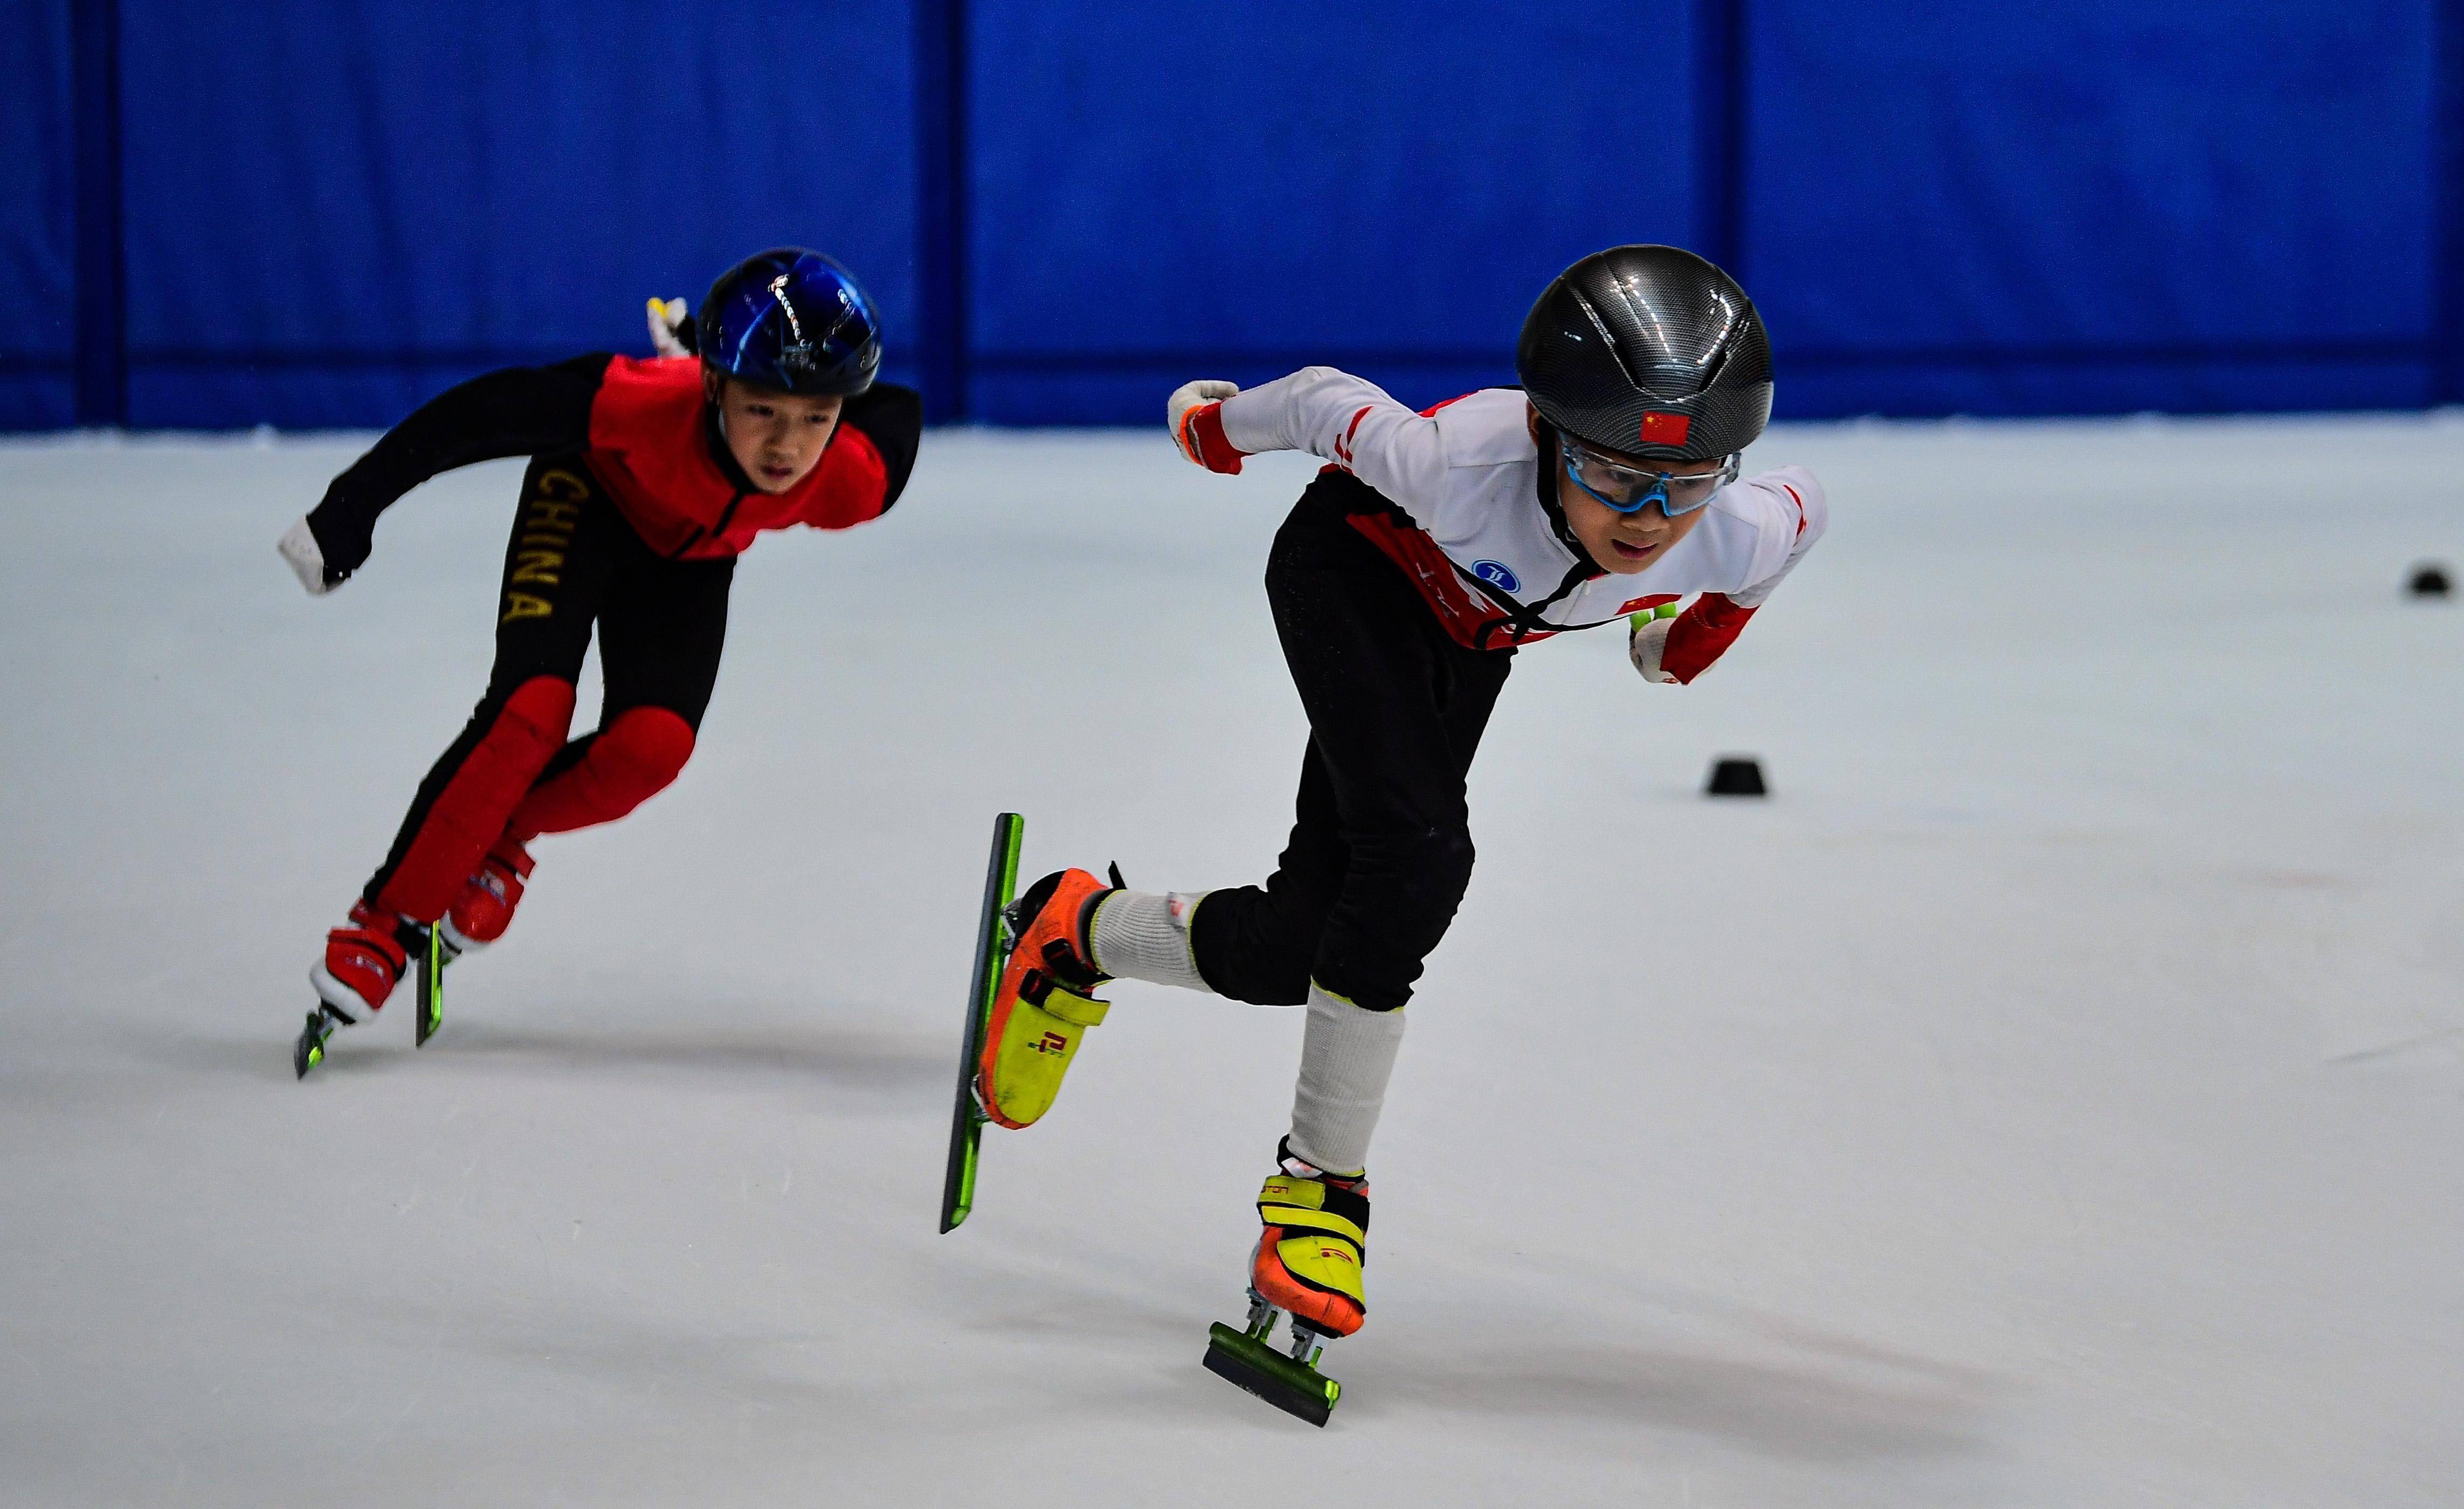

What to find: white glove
left=1628, top=614, right=1678, bottom=683
left=278, top=517, right=334, bottom=597
left=1168, top=379, right=1243, bottom=470
left=647, top=297, right=692, bottom=357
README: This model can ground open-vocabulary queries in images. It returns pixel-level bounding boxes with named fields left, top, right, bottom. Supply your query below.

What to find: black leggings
left=362, top=455, right=734, bottom=915
left=481, top=455, right=735, bottom=734
left=1188, top=473, right=1515, bottom=1012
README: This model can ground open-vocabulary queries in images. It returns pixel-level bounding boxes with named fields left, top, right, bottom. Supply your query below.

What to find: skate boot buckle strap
left=1257, top=1177, right=1370, bottom=1245
left=1020, top=972, right=1109, bottom=1027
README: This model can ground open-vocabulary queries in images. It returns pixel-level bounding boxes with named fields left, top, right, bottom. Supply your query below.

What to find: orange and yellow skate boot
left=1252, top=1141, right=1371, bottom=1338
left=974, top=867, right=1115, bottom=1129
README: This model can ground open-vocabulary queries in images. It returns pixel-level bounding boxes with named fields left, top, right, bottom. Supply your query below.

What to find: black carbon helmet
left=1515, top=245, right=1772, bottom=462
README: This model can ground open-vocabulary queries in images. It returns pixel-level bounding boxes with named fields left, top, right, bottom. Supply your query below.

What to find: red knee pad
left=506, top=707, right=695, bottom=839
left=375, top=676, right=577, bottom=921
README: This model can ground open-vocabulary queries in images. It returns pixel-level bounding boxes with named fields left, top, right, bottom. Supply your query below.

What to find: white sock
left=1089, top=889, right=1212, bottom=993
left=1287, top=984, right=1405, bottom=1178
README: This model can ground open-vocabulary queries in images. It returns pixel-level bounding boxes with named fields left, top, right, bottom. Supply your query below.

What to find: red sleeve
left=1661, top=593, right=1757, bottom=683
left=796, top=424, right=891, bottom=530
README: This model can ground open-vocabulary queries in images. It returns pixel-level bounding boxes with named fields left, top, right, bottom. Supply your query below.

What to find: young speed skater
left=969, top=246, right=1826, bottom=1376
left=281, top=248, right=920, bottom=1074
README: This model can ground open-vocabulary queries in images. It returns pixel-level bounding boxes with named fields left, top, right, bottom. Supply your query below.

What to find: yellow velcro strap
left=1259, top=1175, right=1324, bottom=1211
left=1261, top=1203, right=1366, bottom=1247
left=1257, top=1177, right=1366, bottom=1245
left=1038, top=985, right=1108, bottom=1027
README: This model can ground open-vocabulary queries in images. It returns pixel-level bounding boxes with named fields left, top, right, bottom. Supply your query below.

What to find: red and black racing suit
left=300, top=355, right=921, bottom=924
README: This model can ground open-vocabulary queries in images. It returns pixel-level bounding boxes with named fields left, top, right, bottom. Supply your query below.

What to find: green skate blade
left=412, top=926, right=444, bottom=1048
left=1204, top=1323, right=1339, bottom=1427
left=940, top=812, right=1024, bottom=1233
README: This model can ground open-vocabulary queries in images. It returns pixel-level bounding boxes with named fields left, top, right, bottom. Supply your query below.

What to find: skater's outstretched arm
left=1170, top=368, right=1452, bottom=523
left=281, top=353, right=614, bottom=593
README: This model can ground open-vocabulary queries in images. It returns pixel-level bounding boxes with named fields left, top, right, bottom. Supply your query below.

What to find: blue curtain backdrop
left=2, top=1, right=76, bottom=428
left=6, top=0, right=2461, bottom=430
left=962, top=0, right=1710, bottom=423
left=114, top=0, right=918, bottom=429
left=1752, top=1, right=2442, bottom=417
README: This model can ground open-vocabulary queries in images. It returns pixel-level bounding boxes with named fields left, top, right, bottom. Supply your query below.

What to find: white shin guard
left=1287, top=984, right=1405, bottom=1178
left=1089, top=889, right=1212, bottom=993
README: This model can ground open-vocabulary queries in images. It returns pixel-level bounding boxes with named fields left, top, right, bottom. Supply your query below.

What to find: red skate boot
left=312, top=901, right=411, bottom=1017
left=297, top=901, right=413, bottom=1077
left=440, top=837, right=533, bottom=954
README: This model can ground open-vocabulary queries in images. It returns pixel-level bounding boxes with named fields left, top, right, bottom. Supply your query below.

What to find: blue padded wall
left=1750, top=0, right=2442, bottom=417
left=963, top=1, right=1707, bottom=424
left=10, top=0, right=2463, bottom=430
left=115, top=1, right=917, bottom=429
left=1, top=1, right=77, bottom=429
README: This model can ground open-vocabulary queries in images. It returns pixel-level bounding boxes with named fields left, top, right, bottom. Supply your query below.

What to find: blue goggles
left=1562, top=438, right=1738, bottom=517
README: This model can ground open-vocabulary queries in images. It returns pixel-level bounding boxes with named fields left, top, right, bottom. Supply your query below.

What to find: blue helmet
left=696, top=247, right=881, bottom=396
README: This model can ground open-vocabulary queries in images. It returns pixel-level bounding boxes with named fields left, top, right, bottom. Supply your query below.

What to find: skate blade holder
left=1203, top=1299, right=1340, bottom=1427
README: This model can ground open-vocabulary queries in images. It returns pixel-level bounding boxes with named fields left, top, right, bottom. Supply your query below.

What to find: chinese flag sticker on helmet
left=1640, top=411, right=1692, bottom=446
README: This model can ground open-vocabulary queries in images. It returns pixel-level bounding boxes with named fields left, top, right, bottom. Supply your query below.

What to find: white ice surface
left=2, top=416, right=2460, bottom=1506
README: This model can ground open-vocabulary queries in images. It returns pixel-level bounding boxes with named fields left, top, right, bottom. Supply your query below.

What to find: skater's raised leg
left=974, top=876, right=1221, bottom=1128
left=975, top=867, right=1116, bottom=1129
left=1087, top=888, right=1211, bottom=992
